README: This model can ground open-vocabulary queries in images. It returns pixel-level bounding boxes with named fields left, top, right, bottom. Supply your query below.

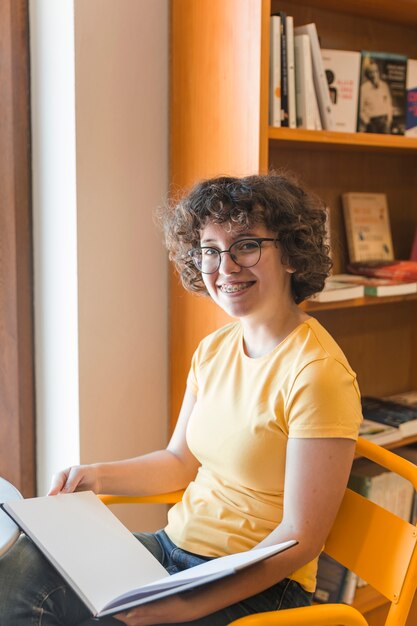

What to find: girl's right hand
left=48, top=464, right=101, bottom=496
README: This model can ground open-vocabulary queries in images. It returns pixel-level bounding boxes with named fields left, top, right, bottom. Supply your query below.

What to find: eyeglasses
left=188, top=238, right=278, bottom=274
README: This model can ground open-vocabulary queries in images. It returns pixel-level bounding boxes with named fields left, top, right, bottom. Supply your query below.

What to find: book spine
left=286, top=16, right=297, bottom=128
left=406, top=58, right=417, bottom=137
left=341, top=194, right=356, bottom=264
left=295, top=23, right=335, bottom=130
left=269, top=16, right=281, bottom=127
left=278, top=12, right=289, bottom=127
left=294, top=34, right=316, bottom=130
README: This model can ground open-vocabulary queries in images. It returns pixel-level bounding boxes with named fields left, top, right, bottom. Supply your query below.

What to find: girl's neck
left=241, top=306, right=310, bottom=358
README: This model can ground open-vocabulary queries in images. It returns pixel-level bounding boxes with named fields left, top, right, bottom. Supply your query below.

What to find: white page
left=3, top=492, right=168, bottom=614
left=99, top=540, right=297, bottom=615
left=4, top=492, right=297, bottom=617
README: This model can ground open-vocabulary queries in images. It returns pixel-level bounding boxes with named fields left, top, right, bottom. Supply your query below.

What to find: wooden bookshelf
left=268, top=127, right=417, bottom=153
left=171, top=1, right=417, bottom=623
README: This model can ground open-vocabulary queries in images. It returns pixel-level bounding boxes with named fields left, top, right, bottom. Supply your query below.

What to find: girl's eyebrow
left=201, top=232, right=260, bottom=245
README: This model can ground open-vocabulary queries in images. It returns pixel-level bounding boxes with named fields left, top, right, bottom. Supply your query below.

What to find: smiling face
left=200, top=221, right=295, bottom=323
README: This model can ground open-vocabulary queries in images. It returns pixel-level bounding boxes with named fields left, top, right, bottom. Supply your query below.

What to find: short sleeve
left=186, top=348, right=199, bottom=396
left=286, top=357, right=363, bottom=440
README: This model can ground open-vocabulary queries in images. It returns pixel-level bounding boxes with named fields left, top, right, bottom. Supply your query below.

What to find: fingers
left=48, top=467, right=84, bottom=495
left=48, top=470, right=70, bottom=495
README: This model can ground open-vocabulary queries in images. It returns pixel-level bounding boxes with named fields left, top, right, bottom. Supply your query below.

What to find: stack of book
left=269, top=14, right=416, bottom=136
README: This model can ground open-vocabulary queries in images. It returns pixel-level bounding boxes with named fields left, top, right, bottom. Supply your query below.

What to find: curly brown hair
left=159, top=172, right=332, bottom=304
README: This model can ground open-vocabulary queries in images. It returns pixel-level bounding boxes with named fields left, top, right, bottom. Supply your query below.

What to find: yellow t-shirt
left=165, top=318, right=362, bottom=591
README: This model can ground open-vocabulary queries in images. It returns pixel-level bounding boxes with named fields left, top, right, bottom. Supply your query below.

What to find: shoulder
left=192, top=321, right=240, bottom=365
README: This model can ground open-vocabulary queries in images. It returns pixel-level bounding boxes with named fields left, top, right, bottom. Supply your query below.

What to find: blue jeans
left=0, top=530, right=312, bottom=625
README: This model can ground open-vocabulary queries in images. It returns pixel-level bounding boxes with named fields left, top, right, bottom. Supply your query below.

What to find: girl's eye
left=235, top=240, right=258, bottom=252
left=202, top=248, right=218, bottom=256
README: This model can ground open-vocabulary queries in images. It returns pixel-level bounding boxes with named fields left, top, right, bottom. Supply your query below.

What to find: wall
left=30, top=0, right=169, bottom=531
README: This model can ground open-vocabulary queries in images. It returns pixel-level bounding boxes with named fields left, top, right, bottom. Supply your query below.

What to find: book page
left=4, top=492, right=168, bottom=615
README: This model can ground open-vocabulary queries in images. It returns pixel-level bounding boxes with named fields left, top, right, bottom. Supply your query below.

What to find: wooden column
left=0, top=0, right=36, bottom=496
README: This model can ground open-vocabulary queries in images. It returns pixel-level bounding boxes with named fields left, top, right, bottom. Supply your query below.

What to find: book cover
left=357, top=51, right=408, bottom=135
left=294, top=23, right=335, bottom=130
left=309, top=279, right=364, bottom=303
left=294, top=34, right=321, bottom=130
left=1, top=491, right=297, bottom=618
left=361, top=396, right=417, bottom=438
left=321, top=49, right=361, bottom=133
left=359, top=418, right=402, bottom=446
left=348, top=260, right=417, bottom=282
left=342, top=192, right=394, bottom=263
left=330, top=273, right=417, bottom=297
left=406, top=58, right=417, bottom=137
left=286, top=16, right=297, bottom=129
left=385, top=390, right=417, bottom=408
left=269, top=15, right=281, bottom=127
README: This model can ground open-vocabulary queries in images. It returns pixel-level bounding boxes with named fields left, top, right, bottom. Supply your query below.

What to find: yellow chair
left=100, top=438, right=417, bottom=626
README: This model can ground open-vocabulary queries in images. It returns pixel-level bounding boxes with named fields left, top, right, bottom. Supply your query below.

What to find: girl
left=0, top=172, right=362, bottom=625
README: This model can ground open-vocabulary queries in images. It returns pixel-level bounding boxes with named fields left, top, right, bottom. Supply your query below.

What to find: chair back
left=323, top=438, right=417, bottom=626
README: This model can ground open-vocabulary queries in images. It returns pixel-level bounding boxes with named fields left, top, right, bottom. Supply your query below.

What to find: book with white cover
left=1, top=491, right=297, bottom=618
left=321, top=49, right=361, bottom=133
left=294, top=34, right=321, bottom=130
left=310, top=279, right=364, bottom=303
left=269, top=15, right=281, bottom=127
left=286, top=16, right=297, bottom=128
left=294, top=23, right=335, bottom=130
left=406, top=58, right=417, bottom=137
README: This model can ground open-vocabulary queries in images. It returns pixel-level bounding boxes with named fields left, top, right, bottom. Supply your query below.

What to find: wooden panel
left=268, top=146, right=417, bottom=273
left=170, top=0, right=264, bottom=426
left=0, top=0, right=35, bottom=495
left=313, top=302, right=415, bottom=397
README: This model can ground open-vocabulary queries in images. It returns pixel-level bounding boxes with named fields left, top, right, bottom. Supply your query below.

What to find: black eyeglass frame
left=188, top=237, right=278, bottom=274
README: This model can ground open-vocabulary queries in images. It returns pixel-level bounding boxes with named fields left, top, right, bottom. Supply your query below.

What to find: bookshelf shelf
left=268, top=127, right=417, bottom=154
left=302, top=293, right=417, bottom=313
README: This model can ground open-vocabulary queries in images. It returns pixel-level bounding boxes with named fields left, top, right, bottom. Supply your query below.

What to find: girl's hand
left=48, top=464, right=101, bottom=495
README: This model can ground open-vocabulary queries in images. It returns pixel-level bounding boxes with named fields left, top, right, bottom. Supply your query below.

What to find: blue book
left=361, top=396, right=417, bottom=438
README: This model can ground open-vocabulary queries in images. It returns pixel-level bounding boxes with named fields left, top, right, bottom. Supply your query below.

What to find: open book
left=1, top=491, right=297, bottom=618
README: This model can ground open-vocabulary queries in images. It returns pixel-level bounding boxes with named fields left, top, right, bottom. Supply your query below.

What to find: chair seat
left=0, top=478, right=22, bottom=556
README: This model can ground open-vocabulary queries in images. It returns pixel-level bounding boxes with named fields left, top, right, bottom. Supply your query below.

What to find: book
left=342, top=192, right=394, bottom=263
left=294, top=23, right=335, bottom=130
left=357, top=51, right=408, bottom=135
left=286, top=15, right=297, bottom=129
left=348, top=260, right=417, bottom=282
left=321, top=49, right=361, bottom=133
left=277, top=12, right=289, bottom=127
left=330, top=273, right=417, bottom=297
left=294, top=34, right=321, bottom=130
left=314, top=553, right=349, bottom=604
left=269, top=15, right=282, bottom=127
left=309, top=279, right=364, bottom=303
left=1, top=490, right=297, bottom=618
left=385, top=390, right=417, bottom=408
left=359, top=418, right=403, bottom=446
left=406, top=58, right=417, bottom=137
left=361, top=396, right=417, bottom=438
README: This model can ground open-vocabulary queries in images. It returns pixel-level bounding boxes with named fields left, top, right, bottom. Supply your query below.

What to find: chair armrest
left=98, top=491, right=184, bottom=506
left=229, top=604, right=369, bottom=626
